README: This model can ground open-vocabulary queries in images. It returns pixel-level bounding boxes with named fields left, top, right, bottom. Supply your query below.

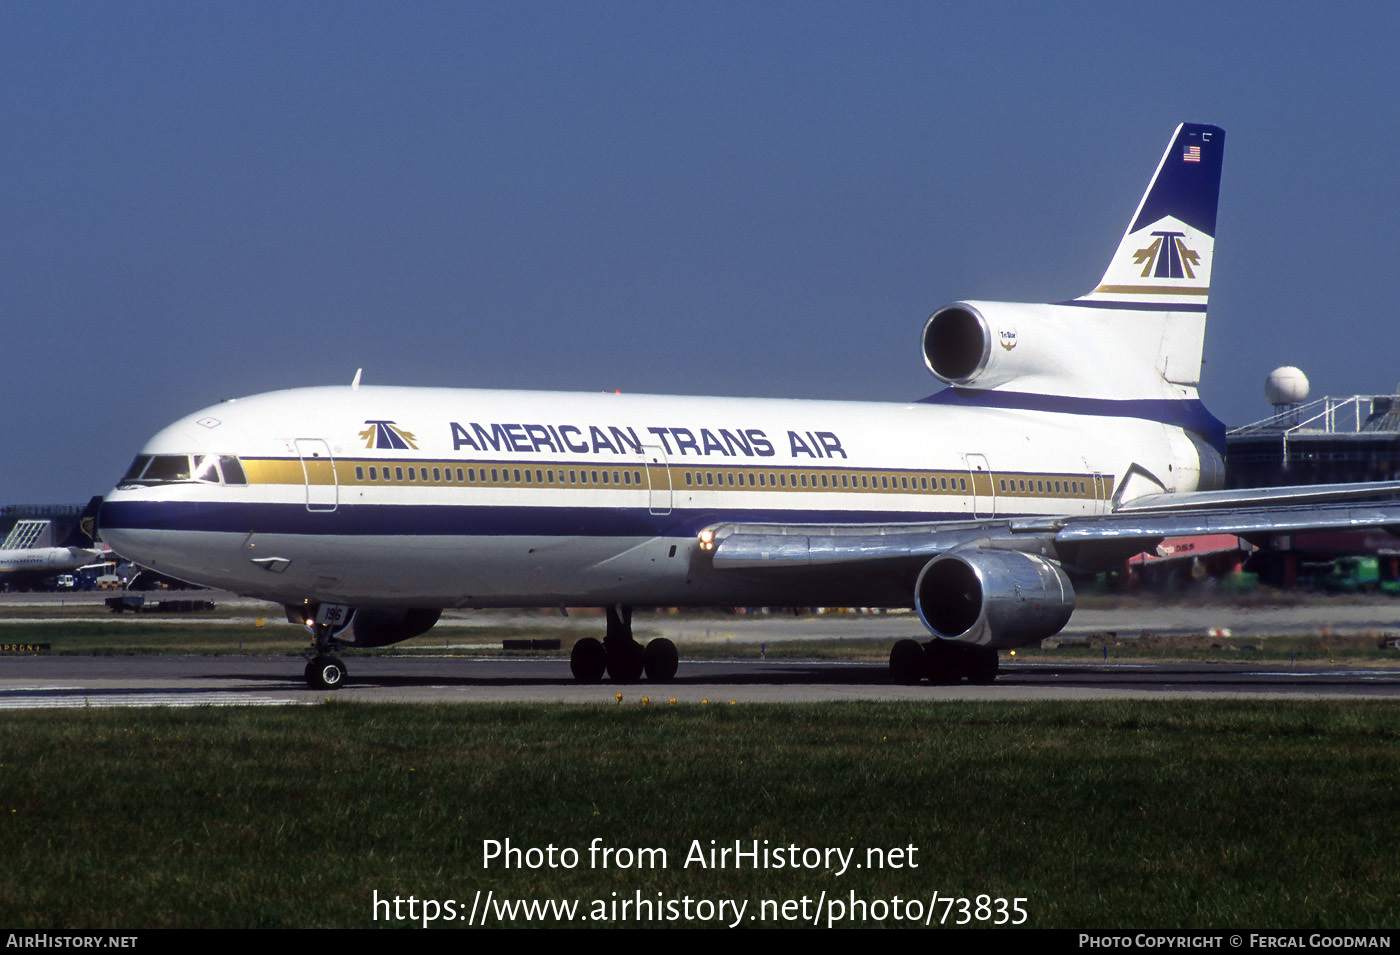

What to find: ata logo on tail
left=1132, top=230, right=1201, bottom=280
left=359, top=420, right=419, bottom=450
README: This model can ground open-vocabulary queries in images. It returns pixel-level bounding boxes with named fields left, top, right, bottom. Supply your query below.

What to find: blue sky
left=5, top=1, right=1399, bottom=503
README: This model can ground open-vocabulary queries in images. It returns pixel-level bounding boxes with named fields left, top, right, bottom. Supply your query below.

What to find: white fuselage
left=0, top=547, right=100, bottom=578
left=98, top=384, right=1206, bottom=610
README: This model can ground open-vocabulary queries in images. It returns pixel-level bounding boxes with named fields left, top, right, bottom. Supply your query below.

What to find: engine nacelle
left=923, top=299, right=1129, bottom=393
left=914, top=550, right=1074, bottom=649
left=347, top=607, right=443, bottom=648
left=922, top=303, right=991, bottom=385
left=923, top=301, right=1070, bottom=389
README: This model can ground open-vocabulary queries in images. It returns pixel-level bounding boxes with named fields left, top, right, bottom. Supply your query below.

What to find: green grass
left=0, top=621, right=311, bottom=654
left=1, top=701, right=1397, bottom=928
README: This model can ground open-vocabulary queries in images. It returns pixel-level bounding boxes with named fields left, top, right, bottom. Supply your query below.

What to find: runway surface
left=3, top=654, right=1400, bottom=707
left=5, top=593, right=1400, bottom=706
left=13, top=592, right=1400, bottom=640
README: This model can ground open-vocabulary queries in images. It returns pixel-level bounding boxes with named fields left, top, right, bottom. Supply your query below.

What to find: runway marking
left=0, top=689, right=306, bottom=709
left=1237, top=669, right=1400, bottom=678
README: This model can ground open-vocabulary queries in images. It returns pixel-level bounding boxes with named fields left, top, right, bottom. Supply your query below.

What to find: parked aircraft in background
left=97, top=124, right=1400, bottom=689
left=0, top=497, right=104, bottom=590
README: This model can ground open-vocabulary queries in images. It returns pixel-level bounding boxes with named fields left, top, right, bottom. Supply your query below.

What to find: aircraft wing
left=705, top=481, right=1400, bottom=570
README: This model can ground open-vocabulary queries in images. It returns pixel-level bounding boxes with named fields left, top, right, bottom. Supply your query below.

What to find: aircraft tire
left=643, top=638, right=679, bottom=682
left=965, top=647, right=999, bottom=685
left=923, top=641, right=964, bottom=685
left=306, top=655, right=347, bottom=690
left=570, top=637, right=606, bottom=682
left=889, top=639, right=926, bottom=684
left=606, top=642, right=645, bottom=683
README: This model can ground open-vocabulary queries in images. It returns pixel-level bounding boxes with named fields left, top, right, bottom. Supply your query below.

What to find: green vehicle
left=1322, top=556, right=1382, bottom=594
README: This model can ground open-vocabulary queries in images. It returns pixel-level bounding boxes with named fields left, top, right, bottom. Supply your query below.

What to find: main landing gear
left=569, top=605, right=679, bottom=683
left=888, top=638, right=999, bottom=685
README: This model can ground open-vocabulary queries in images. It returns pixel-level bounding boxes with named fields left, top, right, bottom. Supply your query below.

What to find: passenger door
left=295, top=439, right=338, bottom=512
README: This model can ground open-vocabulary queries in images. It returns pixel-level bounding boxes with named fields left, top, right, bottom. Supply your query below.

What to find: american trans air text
left=449, top=420, right=845, bottom=459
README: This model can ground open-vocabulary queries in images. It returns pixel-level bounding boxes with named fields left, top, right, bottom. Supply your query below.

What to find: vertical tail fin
left=61, top=496, right=103, bottom=549
left=1078, top=123, right=1225, bottom=309
left=922, top=124, right=1227, bottom=406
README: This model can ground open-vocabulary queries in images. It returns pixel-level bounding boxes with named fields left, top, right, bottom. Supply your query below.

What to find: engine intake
left=922, top=305, right=991, bottom=384
left=921, top=300, right=1085, bottom=391
left=914, top=550, right=1074, bottom=648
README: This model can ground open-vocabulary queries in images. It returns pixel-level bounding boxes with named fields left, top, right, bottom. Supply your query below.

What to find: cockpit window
left=192, top=456, right=221, bottom=483
left=143, top=455, right=192, bottom=483
left=219, top=455, right=248, bottom=485
left=121, top=456, right=152, bottom=483
left=118, top=454, right=248, bottom=487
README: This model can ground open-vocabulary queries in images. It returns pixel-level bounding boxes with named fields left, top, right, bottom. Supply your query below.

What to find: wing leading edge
left=707, top=482, right=1400, bottom=570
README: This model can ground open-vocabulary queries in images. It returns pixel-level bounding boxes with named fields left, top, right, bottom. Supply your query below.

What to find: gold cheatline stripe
left=1093, top=284, right=1208, bottom=296
left=241, top=460, right=309, bottom=484
left=238, top=457, right=1111, bottom=502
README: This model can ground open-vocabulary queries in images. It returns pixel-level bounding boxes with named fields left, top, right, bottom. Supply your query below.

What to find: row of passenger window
left=352, top=464, right=645, bottom=487
left=681, top=470, right=1093, bottom=497
left=347, top=460, right=1095, bottom=499
left=1000, top=477, right=1091, bottom=497
left=681, top=469, right=970, bottom=492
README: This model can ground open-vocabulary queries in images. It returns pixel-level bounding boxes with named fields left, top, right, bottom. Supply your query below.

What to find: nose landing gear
left=305, top=654, right=347, bottom=690
left=299, top=603, right=354, bottom=690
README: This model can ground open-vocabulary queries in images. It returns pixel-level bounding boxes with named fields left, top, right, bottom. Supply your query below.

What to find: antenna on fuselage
left=351, top=368, right=362, bottom=390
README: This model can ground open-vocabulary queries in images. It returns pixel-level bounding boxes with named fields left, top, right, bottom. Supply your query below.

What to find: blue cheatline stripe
left=915, top=388, right=1226, bottom=450
left=1056, top=299, right=1209, bottom=312
left=100, top=500, right=995, bottom=539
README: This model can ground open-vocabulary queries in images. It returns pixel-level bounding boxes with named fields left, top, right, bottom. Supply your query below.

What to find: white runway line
left=0, top=689, right=306, bottom=709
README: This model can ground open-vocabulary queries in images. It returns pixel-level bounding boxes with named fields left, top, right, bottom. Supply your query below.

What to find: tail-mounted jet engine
left=923, top=303, right=996, bottom=385
left=922, top=301, right=1079, bottom=391
left=914, top=549, right=1074, bottom=649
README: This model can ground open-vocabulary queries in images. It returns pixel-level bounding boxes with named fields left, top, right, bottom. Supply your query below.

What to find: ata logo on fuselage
left=360, top=420, right=419, bottom=450
left=1133, top=230, right=1200, bottom=279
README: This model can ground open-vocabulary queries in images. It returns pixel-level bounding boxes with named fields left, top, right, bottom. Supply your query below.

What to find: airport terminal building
left=0, top=503, right=87, bottom=550
left=1226, top=393, right=1400, bottom=488
left=1224, top=390, right=1400, bottom=587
